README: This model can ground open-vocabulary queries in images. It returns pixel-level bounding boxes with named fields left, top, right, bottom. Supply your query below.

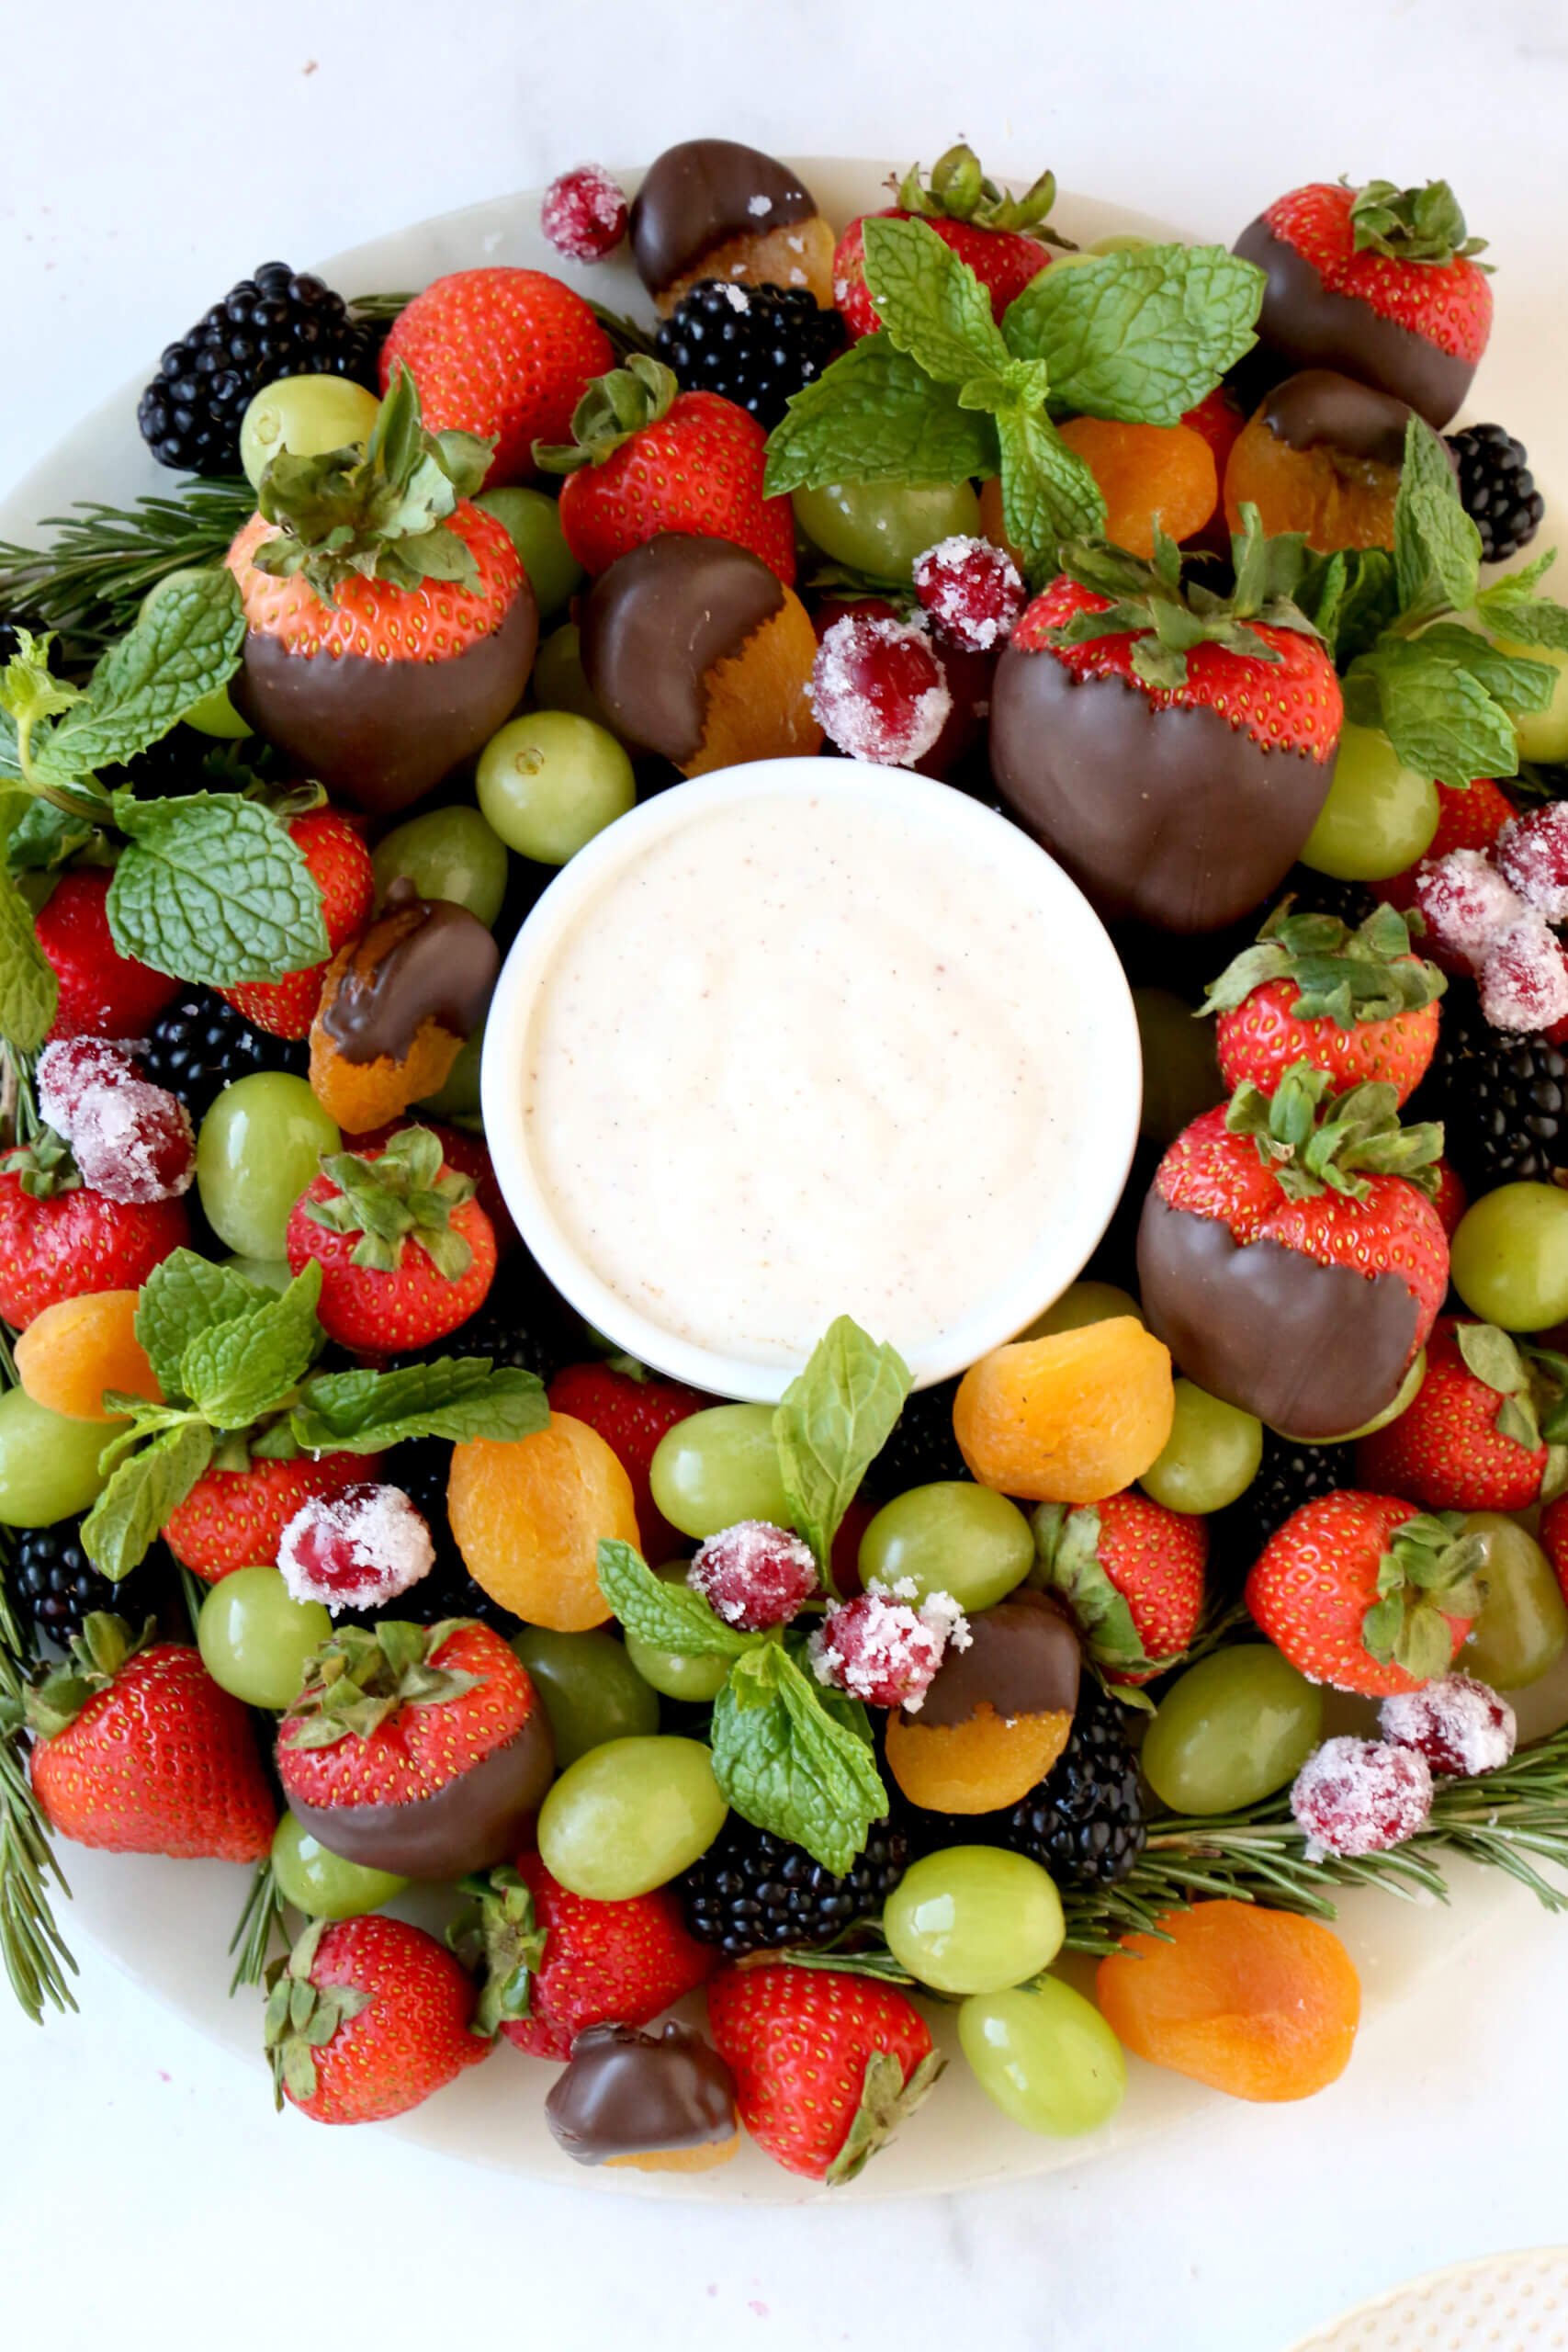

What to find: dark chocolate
left=988, top=649, right=1336, bottom=934
left=283, top=1709, right=554, bottom=1881
left=908, top=1590, right=1081, bottom=1730
left=233, top=580, right=537, bottom=818
left=321, top=881, right=499, bottom=1066
left=1234, top=216, right=1474, bottom=430
left=1262, top=368, right=1415, bottom=469
left=545, top=2023, right=737, bottom=2167
left=629, top=141, right=816, bottom=298
left=580, top=534, right=784, bottom=763
left=1136, top=1192, right=1421, bottom=1442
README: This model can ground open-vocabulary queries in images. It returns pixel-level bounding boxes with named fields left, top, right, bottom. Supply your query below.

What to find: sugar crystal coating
left=278, top=1482, right=435, bottom=1614
left=912, top=536, right=1025, bottom=652
left=1414, top=849, right=1525, bottom=970
left=688, top=1520, right=818, bottom=1631
left=1380, top=1672, right=1517, bottom=1778
left=70, top=1077, right=195, bottom=1204
left=540, top=164, right=628, bottom=264
left=808, top=1578, right=969, bottom=1712
left=37, top=1037, right=141, bottom=1137
left=809, top=612, right=952, bottom=767
left=1479, top=911, right=1568, bottom=1033
left=1290, top=1734, right=1433, bottom=1859
left=1497, top=803, right=1568, bottom=923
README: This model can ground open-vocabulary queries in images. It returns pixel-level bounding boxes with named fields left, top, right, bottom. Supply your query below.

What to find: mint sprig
left=1002, top=242, right=1264, bottom=424
left=710, top=1644, right=887, bottom=1878
left=762, top=334, right=995, bottom=493
left=288, top=1358, right=547, bottom=1453
left=596, top=1540, right=756, bottom=1658
left=773, top=1316, right=912, bottom=1577
left=107, top=791, right=330, bottom=989
left=0, top=871, right=57, bottom=1051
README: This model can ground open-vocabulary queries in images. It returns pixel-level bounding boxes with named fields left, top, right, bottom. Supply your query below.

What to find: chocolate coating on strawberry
left=544, top=2022, right=737, bottom=2167
left=320, top=882, right=499, bottom=1066
left=905, top=1591, right=1080, bottom=1730
left=1262, top=369, right=1416, bottom=469
left=580, top=532, right=784, bottom=761
left=630, top=141, right=816, bottom=300
left=284, top=1714, right=554, bottom=1881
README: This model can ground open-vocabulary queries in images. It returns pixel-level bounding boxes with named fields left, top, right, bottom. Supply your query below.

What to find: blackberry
left=1447, top=424, right=1544, bottom=564
left=1216, top=1425, right=1358, bottom=1570
left=655, top=279, right=846, bottom=430
left=1276, top=866, right=1378, bottom=932
left=12, top=1520, right=164, bottom=1648
left=1417, top=978, right=1568, bottom=1189
left=141, top=989, right=307, bottom=1118
left=383, top=1439, right=511, bottom=1628
left=863, top=1378, right=967, bottom=1503
left=678, top=1814, right=908, bottom=1958
left=137, top=261, right=376, bottom=477
left=1000, top=1681, right=1146, bottom=1888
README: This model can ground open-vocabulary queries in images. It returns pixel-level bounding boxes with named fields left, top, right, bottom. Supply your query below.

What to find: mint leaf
left=0, top=867, right=57, bottom=1051
left=6, top=797, right=104, bottom=873
left=1003, top=244, right=1263, bottom=424
left=178, top=1262, right=323, bottom=1430
left=289, top=1358, right=548, bottom=1453
left=1477, top=554, right=1568, bottom=652
left=45, top=571, right=245, bottom=777
left=596, top=1539, right=756, bottom=1658
left=763, top=335, right=994, bottom=496
left=1393, top=416, right=1482, bottom=624
left=1346, top=636, right=1524, bottom=784
left=773, top=1317, right=912, bottom=1573
left=135, top=1250, right=276, bottom=1402
left=996, top=406, right=1106, bottom=585
left=107, top=791, right=330, bottom=987
left=860, top=216, right=1010, bottom=387
left=710, top=1644, right=886, bottom=1875
left=1413, top=623, right=1555, bottom=716
left=81, top=1419, right=213, bottom=1580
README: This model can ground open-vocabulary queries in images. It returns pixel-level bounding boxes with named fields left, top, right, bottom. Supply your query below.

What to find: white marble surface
left=4, top=4, right=1568, bottom=2344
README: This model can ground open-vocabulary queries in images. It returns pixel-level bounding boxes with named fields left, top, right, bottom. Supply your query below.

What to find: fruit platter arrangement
left=3, top=139, right=1568, bottom=2195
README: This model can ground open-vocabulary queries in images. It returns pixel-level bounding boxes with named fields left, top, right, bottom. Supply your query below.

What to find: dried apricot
left=1224, top=407, right=1399, bottom=553
left=953, top=1319, right=1175, bottom=1503
left=448, top=1413, right=638, bottom=1631
left=15, top=1290, right=160, bottom=1424
left=886, top=1701, right=1072, bottom=1813
left=1055, top=419, right=1217, bottom=556
left=1096, top=1899, right=1361, bottom=2101
left=684, top=588, right=822, bottom=776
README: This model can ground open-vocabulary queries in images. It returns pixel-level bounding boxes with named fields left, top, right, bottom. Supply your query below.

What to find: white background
left=4, top=4, right=1568, bottom=2345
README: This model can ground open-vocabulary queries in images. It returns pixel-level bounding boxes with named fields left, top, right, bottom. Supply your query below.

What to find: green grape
left=1088, top=232, right=1154, bottom=254
left=221, top=1256, right=295, bottom=1295
left=1450, top=1182, right=1568, bottom=1331
left=417, top=1020, right=484, bottom=1118
left=476, top=486, right=584, bottom=622
left=959, top=1977, right=1127, bottom=2138
left=140, top=570, right=250, bottom=739
left=197, top=1073, right=340, bottom=1259
left=1461, top=1512, right=1568, bottom=1689
left=372, top=806, right=509, bottom=928
left=239, top=375, right=381, bottom=490
left=197, top=1567, right=331, bottom=1710
left=476, top=710, right=636, bottom=865
left=532, top=624, right=613, bottom=726
left=860, top=1483, right=1033, bottom=1613
left=1141, top=1645, right=1323, bottom=1813
left=623, top=1566, right=735, bottom=1701
left=0, top=1389, right=110, bottom=1526
left=649, top=1405, right=790, bottom=1540
left=793, top=481, right=983, bottom=582
left=1022, top=1281, right=1142, bottom=1340
left=1134, top=987, right=1224, bottom=1146
left=1140, top=1380, right=1262, bottom=1514
left=272, top=1813, right=409, bottom=1921
left=1299, top=722, right=1439, bottom=881
left=1495, top=636, right=1568, bottom=762
left=536, top=1735, right=727, bottom=1899
left=513, top=1624, right=660, bottom=1763
left=885, top=1846, right=1064, bottom=1995
left=1042, top=252, right=1100, bottom=274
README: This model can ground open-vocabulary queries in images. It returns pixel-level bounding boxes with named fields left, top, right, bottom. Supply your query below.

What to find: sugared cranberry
left=1380, top=1673, right=1516, bottom=1779
left=277, top=1483, right=434, bottom=1615
left=808, top=1579, right=969, bottom=1712
left=688, top=1521, right=818, bottom=1631
left=1413, top=848, right=1524, bottom=972
left=1290, top=1735, right=1433, bottom=1859
left=809, top=612, right=952, bottom=767
left=1479, top=911, right=1568, bottom=1032
left=540, top=164, right=628, bottom=263
left=1497, top=803, right=1568, bottom=922
left=912, top=535, right=1025, bottom=652
left=70, top=1078, right=194, bottom=1204
left=36, top=1037, right=141, bottom=1137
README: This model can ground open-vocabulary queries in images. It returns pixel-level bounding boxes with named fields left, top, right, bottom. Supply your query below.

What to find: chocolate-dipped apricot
left=1222, top=370, right=1416, bottom=551
left=545, top=2023, right=739, bottom=2172
left=630, top=140, right=833, bottom=312
left=886, top=1593, right=1080, bottom=1814
left=309, top=881, right=500, bottom=1132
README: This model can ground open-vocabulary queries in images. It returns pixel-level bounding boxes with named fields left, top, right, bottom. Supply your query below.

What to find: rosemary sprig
left=229, top=1859, right=288, bottom=1996
left=0, top=1564, right=76, bottom=2021
left=345, top=289, right=412, bottom=322
left=587, top=300, right=658, bottom=364
left=0, top=478, right=256, bottom=648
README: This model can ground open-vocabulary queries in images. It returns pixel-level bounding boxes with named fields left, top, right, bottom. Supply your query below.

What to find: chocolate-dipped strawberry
left=545, top=2023, right=739, bottom=2173
left=1223, top=370, right=1416, bottom=551
left=1136, top=1060, right=1450, bottom=1443
left=276, top=1618, right=554, bottom=1881
left=884, top=1591, right=1081, bottom=1816
left=580, top=533, right=821, bottom=775
left=309, top=881, right=499, bottom=1133
left=226, top=366, right=537, bottom=816
left=1233, top=177, right=1492, bottom=429
left=989, top=522, right=1342, bottom=933
left=629, top=139, right=833, bottom=312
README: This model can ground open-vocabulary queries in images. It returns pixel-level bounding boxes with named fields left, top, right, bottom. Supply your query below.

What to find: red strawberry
left=1204, top=899, right=1445, bottom=1105
left=1431, top=1156, right=1468, bottom=1238
left=1138, top=1064, right=1450, bottom=1442
left=1357, top=1317, right=1551, bottom=1512
left=1237, top=178, right=1492, bottom=426
left=459, top=1852, right=712, bottom=2061
left=1381, top=778, right=1516, bottom=912
left=276, top=1619, right=553, bottom=1881
left=543, top=356, right=795, bottom=583
left=220, top=807, right=374, bottom=1039
left=285, top=1125, right=496, bottom=1353
left=1033, top=1491, right=1207, bottom=1683
left=546, top=1360, right=709, bottom=1560
left=27, top=1614, right=275, bottom=1860
left=0, top=1132, right=188, bottom=1328
left=35, top=868, right=179, bottom=1039
left=1246, top=1489, right=1483, bottom=1694
left=1540, top=1495, right=1568, bottom=1600
left=164, top=1450, right=373, bottom=1582
left=707, top=1962, right=941, bottom=2183
left=1179, top=383, right=1247, bottom=475
left=265, top=1915, right=489, bottom=2125
left=355, top=1117, right=516, bottom=1253
left=380, top=266, right=613, bottom=486
left=832, top=145, right=1058, bottom=338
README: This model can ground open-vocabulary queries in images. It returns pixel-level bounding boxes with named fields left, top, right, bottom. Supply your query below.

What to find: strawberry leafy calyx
left=305, top=1125, right=478, bottom=1282
left=1360, top=1511, right=1485, bottom=1682
left=1455, top=1323, right=1568, bottom=1462
left=1348, top=177, right=1490, bottom=269
left=251, top=363, right=494, bottom=602
left=1203, top=898, right=1447, bottom=1031
left=1030, top=1503, right=1168, bottom=1690
left=2, top=1125, right=83, bottom=1202
left=1225, top=1059, right=1443, bottom=1202
left=533, top=354, right=679, bottom=475
left=826, top=2046, right=946, bottom=2187
left=894, top=143, right=1067, bottom=244
left=23, top=1611, right=155, bottom=1739
left=264, top=1917, right=372, bottom=2109
left=281, top=1618, right=481, bottom=1750
left=448, top=1863, right=548, bottom=2040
